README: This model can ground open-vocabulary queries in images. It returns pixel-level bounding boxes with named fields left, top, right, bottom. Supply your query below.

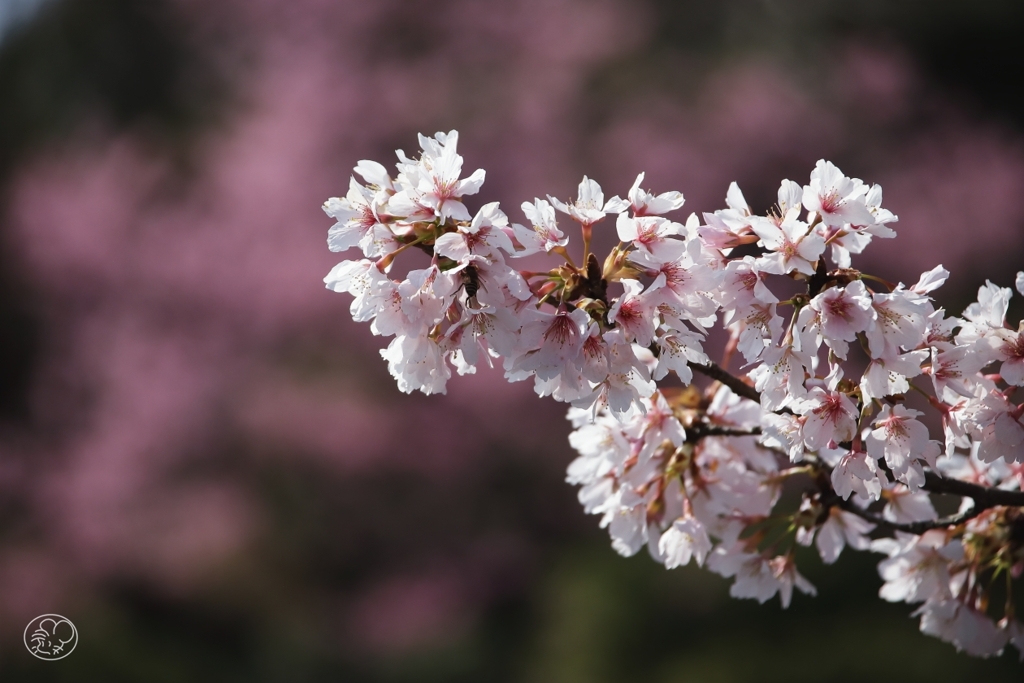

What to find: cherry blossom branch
left=921, top=470, right=1024, bottom=508
left=692, top=360, right=762, bottom=403
left=693, top=359, right=1024, bottom=511
left=324, top=133, right=1024, bottom=657
left=828, top=494, right=989, bottom=535
left=690, top=424, right=763, bottom=439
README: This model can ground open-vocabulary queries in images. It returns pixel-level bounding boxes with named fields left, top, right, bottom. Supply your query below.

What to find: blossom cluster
left=324, top=130, right=1024, bottom=658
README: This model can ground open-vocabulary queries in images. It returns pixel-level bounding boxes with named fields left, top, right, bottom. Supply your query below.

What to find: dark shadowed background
left=1, top=0, right=1023, bottom=680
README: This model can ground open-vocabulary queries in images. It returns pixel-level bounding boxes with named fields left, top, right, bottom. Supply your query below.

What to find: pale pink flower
left=324, top=174, right=391, bottom=256
left=749, top=332, right=814, bottom=412
left=699, top=210, right=755, bottom=251
left=651, top=327, right=708, bottom=383
left=864, top=288, right=930, bottom=360
left=774, top=179, right=804, bottom=216
left=916, top=598, right=1008, bottom=658
left=578, top=323, right=610, bottom=384
left=577, top=331, right=656, bottom=422
left=659, top=516, right=712, bottom=568
left=798, top=387, right=859, bottom=451
left=872, top=530, right=962, bottom=604
left=698, top=182, right=757, bottom=251
left=511, top=198, right=567, bottom=256
left=398, top=266, right=459, bottom=329
left=451, top=255, right=531, bottom=308
left=324, top=258, right=394, bottom=324
left=380, top=334, right=451, bottom=395
left=608, top=279, right=659, bottom=347
left=995, top=327, right=1024, bottom=386
left=962, top=280, right=1011, bottom=331
left=548, top=176, right=619, bottom=227
left=708, top=546, right=816, bottom=608
left=866, top=405, right=931, bottom=486
left=750, top=209, right=825, bottom=276
left=634, top=239, right=720, bottom=322
left=930, top=345, right=985, bottom=398
left=803, top=280, right=874, bottom=359
left=760, top=412, right=804, bottom=462
left=508, top=307, right=591, bottom=384
left=819, top=180, right=897, bottom=267
left=368, top=284, right=412, bottom=338
left=859, top=350, right=928, bottom=403
left=973, top=392, right=1024, bottom=464
left=615, top=172, right=685, bottom=216
left=441, top=301, right=522, bottom=371
left=815, top=507, right=875, bottom=564
left=731, top=302, right=784, bottom=363
left=882, top=485, right=937, bottom=524
left=605, top=491, right=651, bottom=558
left=802, top=159, right=874, bottom=229
left=616, top=214, right=686, bottom=262
left=911, top=265, right=950, bottom=296
left=957, top=280, right=1014, bottom=369
left=716, top=256, right=777, bottom=312
left=402, top=130, right=485, bottom=222
left=831, top=450, right=885, bottom=501
left=636, top=392, right=687, bottom=455
left=433, top=202, right=515, bottom=264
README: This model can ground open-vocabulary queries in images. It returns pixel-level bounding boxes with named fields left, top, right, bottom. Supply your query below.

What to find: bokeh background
left=1, top=0, right=1023, bottom=680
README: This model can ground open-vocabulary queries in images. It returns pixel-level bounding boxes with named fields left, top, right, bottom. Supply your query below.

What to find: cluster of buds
left=324, top=131, right=1024, bottom=658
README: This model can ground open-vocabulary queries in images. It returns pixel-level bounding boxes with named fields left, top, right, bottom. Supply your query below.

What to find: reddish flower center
left=544, top=314, right=578, bottom=347
left=826, top=295, right=853, bottom=320
left=820, top=189, right=843, bottom=214
left=812, top=393, right=847, bottom=424
left=1003, top=333, right=1024, bottom=360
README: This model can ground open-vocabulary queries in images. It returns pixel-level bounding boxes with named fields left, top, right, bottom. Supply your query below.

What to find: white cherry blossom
left=916, top=598, right=1009, bottom=657
left=866, top=405, right=932, bottom=486
left=864, top=288, right=930, bottom=359
left=814, top=507, right=874, bottom=564
left=433, top=201, right=514, bottom=263
left=607, top=279, right=659, bottom=347
left=802, top=159, right=874, bottom=229
left=512, top=198, right=567, bottom=256
left=708, top=546, right=816, bottom=608
left=548, top=176, right=618, bottom=227
left=798, top=387, right=859, bottom=450
left=831, top=449, right=885, bottom=501
left=882, top=485, right=937, bottom=524
left=324, top=175, right=390, bottom=255
left=616, top=172, right=685, bottom=216
left=400, top=130, right=485, bottom=222
left=802, top=280, right=874, bottom=359
left=859, top=349, right=927, bottom=403
left=659, top=516, right=712, bottom=568
left=750, top=209, right=825, bottom=276
left=873, top=531, right=963, bottom=605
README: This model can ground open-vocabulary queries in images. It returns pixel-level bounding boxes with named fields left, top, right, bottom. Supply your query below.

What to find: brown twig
left=689, top=424, right=762, bottom=440
left=692, top=360, right=761, bottom=404
left=828, top=494, right=989, bottom=535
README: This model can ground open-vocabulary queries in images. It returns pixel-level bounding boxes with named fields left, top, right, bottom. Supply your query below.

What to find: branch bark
left=825, top=494, right=987, bottom=534
left=687, top=424, right=762, bottom=441
left=692, top=360, right=762, bottom=404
